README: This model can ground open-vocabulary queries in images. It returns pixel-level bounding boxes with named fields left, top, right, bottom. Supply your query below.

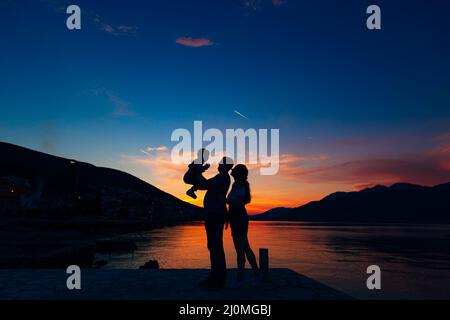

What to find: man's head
left=196, top=148, right=209, bottom=164
left=218, top=157, right=234, bottom=173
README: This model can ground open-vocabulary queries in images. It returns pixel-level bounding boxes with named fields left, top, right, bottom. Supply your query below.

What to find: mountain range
left=0, top=142, right=202, bottom=222
left=253, top=182, right=450, bottom=223
left=2, top=141, right=450, bottom=224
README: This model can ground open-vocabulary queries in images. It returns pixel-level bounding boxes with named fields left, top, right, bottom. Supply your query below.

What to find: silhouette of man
left=197, top=156, right=234, bottom=289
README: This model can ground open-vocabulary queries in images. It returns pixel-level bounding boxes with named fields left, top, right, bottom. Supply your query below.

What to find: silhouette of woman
left=227, top=164, right=259, bottom=284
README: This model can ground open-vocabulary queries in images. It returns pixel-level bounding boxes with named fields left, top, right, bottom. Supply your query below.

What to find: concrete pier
left=0, top=268, right=352, bottom=300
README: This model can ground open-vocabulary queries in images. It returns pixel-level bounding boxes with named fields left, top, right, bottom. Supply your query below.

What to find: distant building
left=0, top=176, right=32, bottom=215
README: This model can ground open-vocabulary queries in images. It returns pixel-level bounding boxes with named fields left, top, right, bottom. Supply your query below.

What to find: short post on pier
left=259, top=248, right=269, bottom=282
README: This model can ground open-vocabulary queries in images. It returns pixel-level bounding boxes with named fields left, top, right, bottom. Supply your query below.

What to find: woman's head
left=231, top=164, right=251, bottom=204
left=231, top=164, right=248, bottom=182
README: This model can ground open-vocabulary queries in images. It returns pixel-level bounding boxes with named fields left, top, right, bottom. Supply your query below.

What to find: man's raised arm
left=196, top=174, right=219, bottom=190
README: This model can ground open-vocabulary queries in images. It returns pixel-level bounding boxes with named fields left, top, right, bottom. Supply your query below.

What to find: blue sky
left=1, top=0, right=450, bottom=211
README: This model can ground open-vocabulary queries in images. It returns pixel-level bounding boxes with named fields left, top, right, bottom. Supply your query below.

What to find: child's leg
left=186, top=185, right=197, bottom=199
left=186, top=173, right=206, bottom=199
left=192, top=174, right=207, bottom=190
left=186, top=178, right=202, bottom=199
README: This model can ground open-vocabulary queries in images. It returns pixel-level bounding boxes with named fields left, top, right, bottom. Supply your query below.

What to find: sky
left=1, top=0, right=450, bottom=213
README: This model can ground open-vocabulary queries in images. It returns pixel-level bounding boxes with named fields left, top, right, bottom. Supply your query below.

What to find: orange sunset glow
left=113, top=131, right=450, bottom=214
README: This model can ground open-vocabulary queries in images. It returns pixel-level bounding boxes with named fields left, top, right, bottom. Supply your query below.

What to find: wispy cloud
left=279, top=143, right=450, bottom=187
left=120, top=150, right=319, bottom=213
left=271, top=0, right=287, bottom=6
left=124, top=153, right=184, bottom=183
left=94, top=16, right=138, bottom=36
left=140, top=146, right=169, bottom=155
left=243, top=0, right=287, bottom=12
left=176, top=37, right=215, bottom=48
left=83, top=87, right=135, bottom=117
left=118, top=132, right=450, bottom=213
left=301, top=157, right=450, bottom=186
left=109, top=94, right=135, bottom=117
left=117, top=25, right=139, bottom=33
left=120, top=152, right=200, bottom=204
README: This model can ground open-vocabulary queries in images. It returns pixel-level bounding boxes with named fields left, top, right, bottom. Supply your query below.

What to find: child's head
left=197, top=148, right=209, bottom=163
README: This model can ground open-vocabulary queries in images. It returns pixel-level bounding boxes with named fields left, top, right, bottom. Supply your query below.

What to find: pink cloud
left=176, top=37, right=214, bottom=48
left=319, top=134, right=434, bottom=150
left=117, top=25, right=138, bottom=33
left=122, top=153, right=185, bottom=184
left=92, top=14, right=138, bottom=36
left=83, top=87, right=135, bottom=117
left=98, top=23, right=138, bottom=36
left=271, top=132, right=450, bottom=188
left=243, top=0, right=287, bottom=11
left=281, top=149, right=450, bottom=187
left=101, top=24, right=114, bottom=33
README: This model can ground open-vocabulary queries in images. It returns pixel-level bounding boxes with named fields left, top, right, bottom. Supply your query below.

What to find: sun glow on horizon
left=117, top=153, right=325, bottom=214
left=111, top=128, right=450, bottom=216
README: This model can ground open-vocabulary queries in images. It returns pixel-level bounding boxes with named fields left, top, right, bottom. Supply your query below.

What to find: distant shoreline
left=0, top=216, right=200, bottom=269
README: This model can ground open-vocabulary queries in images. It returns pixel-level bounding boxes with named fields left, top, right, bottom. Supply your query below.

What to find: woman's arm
left=228, top=184, right=247, bottom=207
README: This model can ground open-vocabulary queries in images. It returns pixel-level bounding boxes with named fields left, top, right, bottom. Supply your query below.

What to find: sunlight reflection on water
left=97, top=221, right=450, bottom=299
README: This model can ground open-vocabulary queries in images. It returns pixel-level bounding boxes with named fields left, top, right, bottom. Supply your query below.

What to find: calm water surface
left=97, top=221, right=450, bottom=299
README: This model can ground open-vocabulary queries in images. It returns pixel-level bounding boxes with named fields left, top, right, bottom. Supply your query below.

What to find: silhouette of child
left=183, top=148, right=210, bottom=199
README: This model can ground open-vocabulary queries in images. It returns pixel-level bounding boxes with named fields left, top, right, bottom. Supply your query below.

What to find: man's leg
left=205, top=220, right=226, bottom=287
left=206, top=221, right=216, bottom=280
left=215, top=222, right=226, bottom=284
left=199, top=221, right=213, bottom=285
